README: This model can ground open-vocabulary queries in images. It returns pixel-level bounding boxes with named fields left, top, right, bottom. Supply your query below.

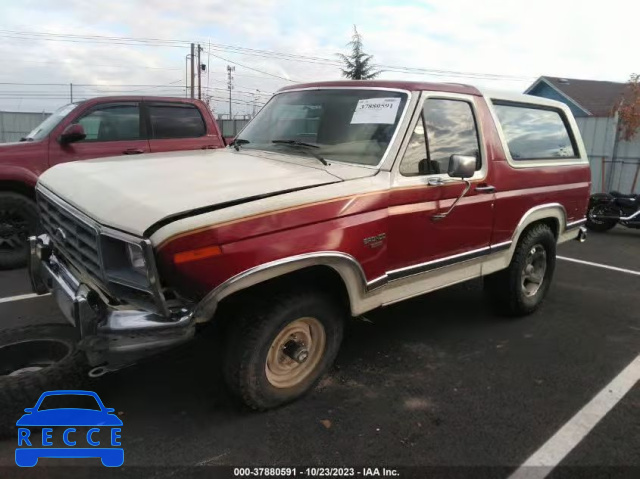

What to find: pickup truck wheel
left=0, top=192, right=39, bottom=270
left=0, top=324, right=88, bottom=438
left=484, top=224, right=556, bottom=317
left=223, top=291, right=345, bottom=410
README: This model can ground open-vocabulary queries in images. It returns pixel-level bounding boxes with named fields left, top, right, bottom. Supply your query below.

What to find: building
left=0, top=111, right=50, bottom=143
left=525, top=76, right=627, bottom=118
left=525, top=76, right=640, bottom=194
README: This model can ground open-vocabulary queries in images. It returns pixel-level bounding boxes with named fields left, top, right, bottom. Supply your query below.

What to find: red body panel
left=157, top=88, right=591, bottom=302
left=0, top=96, right=224, bottom=190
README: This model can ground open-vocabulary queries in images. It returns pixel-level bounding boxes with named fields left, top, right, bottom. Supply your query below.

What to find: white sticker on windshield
left=350, top=97, right=401, bottom=124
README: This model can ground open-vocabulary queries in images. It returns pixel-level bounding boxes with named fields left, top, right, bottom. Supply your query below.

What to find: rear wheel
left=586, top=203, right=617, bottom=232
left=0, top=192, right=39, bottom=270
left=484, top=224, right=556, bottom=317
left=0, top=324, right=88, bottom=437
left=223, top=290, right=344, bottom=410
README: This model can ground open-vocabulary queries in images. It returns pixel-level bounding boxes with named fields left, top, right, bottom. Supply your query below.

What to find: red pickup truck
left=0, top=96, right=225, bottom=269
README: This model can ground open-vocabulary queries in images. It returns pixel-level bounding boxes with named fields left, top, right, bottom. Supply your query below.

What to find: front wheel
left=223, top=291, right=345, bottom=410
left=484, top=224, right=556, bottom=317
left=586, top=203, right=617, bottom=232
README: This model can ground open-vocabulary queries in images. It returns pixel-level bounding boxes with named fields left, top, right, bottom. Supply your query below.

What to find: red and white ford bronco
left=28, top=80, right=590, bottom=409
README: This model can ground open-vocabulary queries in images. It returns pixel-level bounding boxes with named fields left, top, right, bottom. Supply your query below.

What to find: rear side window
left=493, top=103, right=577, bottom=160
left=148, top=104, right=206, bottom=139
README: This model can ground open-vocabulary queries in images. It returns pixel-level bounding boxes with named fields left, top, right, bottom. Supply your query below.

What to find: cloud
left=0, top=0, right=637, bottom=114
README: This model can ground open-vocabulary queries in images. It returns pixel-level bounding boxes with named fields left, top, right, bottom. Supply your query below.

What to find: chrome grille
left=37, top=191, right=103, bottom=281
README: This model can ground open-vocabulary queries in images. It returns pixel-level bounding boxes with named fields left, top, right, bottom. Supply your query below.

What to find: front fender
left=191, top=251, right=368, bottom=322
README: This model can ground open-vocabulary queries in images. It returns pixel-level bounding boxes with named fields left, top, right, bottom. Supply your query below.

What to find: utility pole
left=70, top=83, right=73, bottom=103
left=190, top=43, right=195, bottom=99
left=252, top=89, right=260, bottom=117
left=197, top=44, right=202, bottom=100
left=227, top=65, right=235, bottom=119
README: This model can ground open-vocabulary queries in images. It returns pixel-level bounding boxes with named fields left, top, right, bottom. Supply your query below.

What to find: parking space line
left=558, top=256, right=640, bottom=277
left=0, top=292, right=50, bottom=304
left=509, top=354, right=640, bottom=479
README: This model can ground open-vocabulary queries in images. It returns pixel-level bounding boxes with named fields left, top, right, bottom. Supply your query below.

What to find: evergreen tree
left=337, top=26, right=381, bottom=80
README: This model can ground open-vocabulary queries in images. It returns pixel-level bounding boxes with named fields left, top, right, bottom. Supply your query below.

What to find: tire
left=484, top=223, right=556, bottom=317
left=0, top=324, right=88, bottom=438
left=223, top=290, right=345, bottom=410
left=0, top=192, right=40, bottom=270
left=586, top=203, right=617, bottom=232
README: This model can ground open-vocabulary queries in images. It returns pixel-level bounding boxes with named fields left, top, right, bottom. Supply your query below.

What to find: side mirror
left=24, top=408, right=34, bottom=413
left=59, top=123, right=86, bottom=144
left=447, top=154, right=476, bottom=179
left=105, top=408, right=115, bottom=413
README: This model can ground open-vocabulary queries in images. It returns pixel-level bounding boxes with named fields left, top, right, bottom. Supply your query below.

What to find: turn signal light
left=174, top=245, right=222, bottom=264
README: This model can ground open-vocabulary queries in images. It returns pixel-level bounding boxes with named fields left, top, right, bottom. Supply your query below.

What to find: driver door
left=49, top=102, right=150, bottom=166
left=387, top=93, right=496, bottom=275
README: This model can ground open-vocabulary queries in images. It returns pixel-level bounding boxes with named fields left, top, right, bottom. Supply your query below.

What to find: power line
left=0, top=58, right=181, bottom=71
left=0, top=29, right=536, bottom=83
left=208, top=51, right=297, bottom=83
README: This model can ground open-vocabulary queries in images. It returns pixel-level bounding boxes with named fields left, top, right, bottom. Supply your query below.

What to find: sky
left=0, top=0, right=637, bottom=115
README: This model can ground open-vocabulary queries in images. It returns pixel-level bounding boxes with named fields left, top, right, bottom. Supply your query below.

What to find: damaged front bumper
left=28, top=235, right=196, bottom=373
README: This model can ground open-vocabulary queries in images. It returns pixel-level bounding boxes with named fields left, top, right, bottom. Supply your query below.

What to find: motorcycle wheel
left=586, top=204, right=618, bottom=232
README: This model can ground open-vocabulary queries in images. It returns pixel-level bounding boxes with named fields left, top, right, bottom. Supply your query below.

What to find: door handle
left=123, top=148, right=144, bottom=155
left=475, top=184, right=496, bottom=193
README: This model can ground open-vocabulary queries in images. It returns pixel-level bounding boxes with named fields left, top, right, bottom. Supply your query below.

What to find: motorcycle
left=586, top=191, right=640, bottom=232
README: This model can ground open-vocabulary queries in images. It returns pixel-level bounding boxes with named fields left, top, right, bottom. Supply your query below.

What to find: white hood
left=38, top=148, right=368, bottom=236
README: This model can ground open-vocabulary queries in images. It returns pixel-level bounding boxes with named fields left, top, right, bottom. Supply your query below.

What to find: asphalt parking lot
left=0, top=227, right=638, bottom=478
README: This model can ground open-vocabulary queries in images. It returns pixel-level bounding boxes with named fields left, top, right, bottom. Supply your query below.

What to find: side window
left=148, top=104, right=206, bottom=139
left=423, top=99, right=481, bottom=174
left=399, top=116, right=429, bottom=176
left=76, top=104, right=140, bottom=141
left=493, top=103, right=577, bottom=160
left=399, top=98, right=481, bottom=176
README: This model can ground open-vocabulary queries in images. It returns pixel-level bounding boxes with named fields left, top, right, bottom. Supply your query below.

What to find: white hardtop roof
left=478, top=88, right=570, bottom=110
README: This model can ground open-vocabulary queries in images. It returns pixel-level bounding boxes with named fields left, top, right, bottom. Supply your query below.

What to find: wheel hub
left=282, top=339, right=309, bottom=363
left=521, top=244, right=547, bottom=297
left=0, top=209, right=29, bottom=249
left=0, top=222, right=16, bottom=238
left=265, top=317, right=326, bottom=389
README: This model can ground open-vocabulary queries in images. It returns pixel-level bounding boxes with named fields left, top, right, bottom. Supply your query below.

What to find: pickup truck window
left=24, top=103, right=79, bottom=141
left=400, top=98, right=481, bottom=176
left=148, top=104, right=206, bottom=139
left=236, top=89, right=408, bottom=167
left=75, top=104, right=141, bottom=142
left=493, top=103, right=577, bottom=160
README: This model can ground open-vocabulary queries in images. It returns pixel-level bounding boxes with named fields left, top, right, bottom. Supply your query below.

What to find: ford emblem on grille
left=55, top=227, right=67, bottom=244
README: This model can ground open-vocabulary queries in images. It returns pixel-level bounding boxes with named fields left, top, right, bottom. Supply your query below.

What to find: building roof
left=525, top=76, right=628, bottom=116
left=278, top=80, right=483, bottom=96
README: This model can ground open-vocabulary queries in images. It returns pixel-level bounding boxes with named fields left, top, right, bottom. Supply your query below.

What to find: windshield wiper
left=271, top=140, right=328, bottom=166
left=232, top=138, right=250, bottom=151
left=19, top=137, right=33, bottom=142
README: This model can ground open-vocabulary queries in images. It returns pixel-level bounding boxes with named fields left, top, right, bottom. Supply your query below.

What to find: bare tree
left=615, top=73, right=640, bottom=141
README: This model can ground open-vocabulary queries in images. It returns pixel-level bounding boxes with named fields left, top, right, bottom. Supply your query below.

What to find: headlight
left=101, top=234, right=151, bottom=289
left=126, top=243, right=147, bottom=275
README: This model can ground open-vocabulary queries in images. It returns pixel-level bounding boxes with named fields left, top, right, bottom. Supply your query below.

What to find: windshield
left=24, top=102, right=79, bottom=141
left=236, top=89, right=408, bottom=166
